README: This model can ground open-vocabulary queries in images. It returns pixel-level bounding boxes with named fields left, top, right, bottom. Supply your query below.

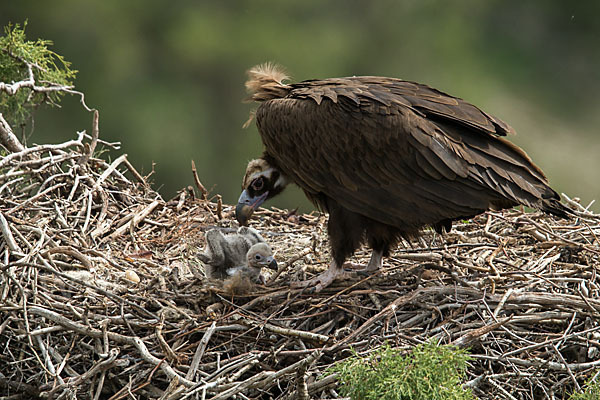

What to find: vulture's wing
left=255, top=77, right=565, bottom=228
left=293, top=77, right=516, bottom=137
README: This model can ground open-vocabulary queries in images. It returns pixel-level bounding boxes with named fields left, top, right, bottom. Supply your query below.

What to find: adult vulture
left=236, top=64, right=569, bottom=291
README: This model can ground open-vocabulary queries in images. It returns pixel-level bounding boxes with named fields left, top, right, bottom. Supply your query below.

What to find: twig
left=191, top=160, right=208, bottom=200
left=0, top=211, right=23, bottom=254
left=451, top=317, right=512, bottom=348
left=241, top=318, right=330, bottom=344
left=0, top=113, right=25, bottom=152
left=216, top=194, right=223, bottom=220
left=210, top=350, right=322, bottom=400
left=77, top=110, right=99, bottom=166
left=156, top=314, right=178, bottom=363
left=186, top=321, right=217, bottom=381
left=0, top=132, right=85, bottom=169
left=29, top=307, right=195, bottom=387
left=94, top=154, right=129, bottom=190
left=267, top=247, right=312, bottom=284
left=109, top=200, right=162, bottom=238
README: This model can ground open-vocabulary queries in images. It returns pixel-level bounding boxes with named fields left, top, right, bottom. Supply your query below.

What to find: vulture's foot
left=291, top=262, right=348, bottom=292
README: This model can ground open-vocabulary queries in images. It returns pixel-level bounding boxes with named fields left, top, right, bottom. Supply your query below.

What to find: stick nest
left=1, top=132, right=600, bottom=400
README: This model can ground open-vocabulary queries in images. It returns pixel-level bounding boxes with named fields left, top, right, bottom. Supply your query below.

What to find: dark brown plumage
left=236, top=63, right=570, bottom=291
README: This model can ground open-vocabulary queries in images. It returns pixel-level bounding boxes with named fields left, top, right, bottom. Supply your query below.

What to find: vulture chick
left=199, top=227, right=277, bottom=282
left=226, top=243, right=277, bottom=284
left=236, top=63, right=570, bottom=292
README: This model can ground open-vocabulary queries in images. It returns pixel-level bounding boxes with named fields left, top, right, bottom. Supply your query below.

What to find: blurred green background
left=2, top=1, right=599, bottom=211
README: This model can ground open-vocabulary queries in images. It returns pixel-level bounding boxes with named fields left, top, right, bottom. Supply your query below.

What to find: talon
left=291, top=261, right=346, bottom=292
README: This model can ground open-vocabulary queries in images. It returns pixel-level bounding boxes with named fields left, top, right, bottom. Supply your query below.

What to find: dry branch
left=0, top=113, right=24, bottom=152
left=29, top=307, right=195, bottom=387
left=191, top=160, right=208, bottom=200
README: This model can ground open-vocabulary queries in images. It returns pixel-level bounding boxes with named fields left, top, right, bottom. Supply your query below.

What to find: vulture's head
left=236, top=159, right=288, bottom=225
left=246, top=242, right=278, bottom=271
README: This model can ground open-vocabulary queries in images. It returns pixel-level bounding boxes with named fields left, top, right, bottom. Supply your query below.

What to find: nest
left=1, top=131, right=600, bottom=400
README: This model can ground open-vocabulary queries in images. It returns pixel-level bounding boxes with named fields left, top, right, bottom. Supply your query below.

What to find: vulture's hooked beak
left=236, top=189, right=268, bottom=226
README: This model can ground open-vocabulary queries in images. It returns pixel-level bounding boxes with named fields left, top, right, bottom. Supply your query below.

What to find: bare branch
left=0, top=113, right=25, bottom=152
left=191, top=159, right=208, bottom=200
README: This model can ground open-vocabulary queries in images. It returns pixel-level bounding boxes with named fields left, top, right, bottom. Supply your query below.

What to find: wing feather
left=254, top=77, right=563, bottom=228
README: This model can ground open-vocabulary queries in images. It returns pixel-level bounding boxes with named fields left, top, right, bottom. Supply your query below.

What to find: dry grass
left=1, top=132, right=600, bottom=399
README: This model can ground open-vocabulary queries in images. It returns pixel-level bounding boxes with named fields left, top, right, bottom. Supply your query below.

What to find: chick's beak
left=265, top=256, right=278, bottom=270
left=236, top=189, right=268, bottom=226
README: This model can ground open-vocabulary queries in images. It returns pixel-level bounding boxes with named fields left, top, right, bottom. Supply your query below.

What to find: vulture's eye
left=251, top=177, right=265, bottom=191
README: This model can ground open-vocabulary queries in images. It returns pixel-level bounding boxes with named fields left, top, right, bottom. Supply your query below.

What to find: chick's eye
left=255, top=254, right=262, bottom=260
left=251, top=177, right=264, bottom=191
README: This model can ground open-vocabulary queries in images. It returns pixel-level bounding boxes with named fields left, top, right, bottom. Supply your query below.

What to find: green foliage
left=569, top=377, right=600, bottom=400
left=329, top=342, right=474, bottom=400
left=0, top=21, right=77, bottom=127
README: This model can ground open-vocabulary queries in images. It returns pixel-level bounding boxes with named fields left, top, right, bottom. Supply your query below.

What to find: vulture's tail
left=246, top=63, right=291, bottom=102
left=541, top=196, right=572, bottom=219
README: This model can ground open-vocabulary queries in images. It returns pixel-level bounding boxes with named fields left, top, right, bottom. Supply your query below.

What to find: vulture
left=199, top=227, right=278, bottom=282
left=236, top=63, right=570, bottom=292
left=227, top=243, right=277, bottom=284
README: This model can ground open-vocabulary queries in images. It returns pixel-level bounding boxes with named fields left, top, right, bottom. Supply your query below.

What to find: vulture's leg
left=340, top=249, right=384, bottom=272
left=291, top=201, right=363, bottom=292
left=355, top=221, right=399, bottom=273
left=365, top=249, right=384, bottom=271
